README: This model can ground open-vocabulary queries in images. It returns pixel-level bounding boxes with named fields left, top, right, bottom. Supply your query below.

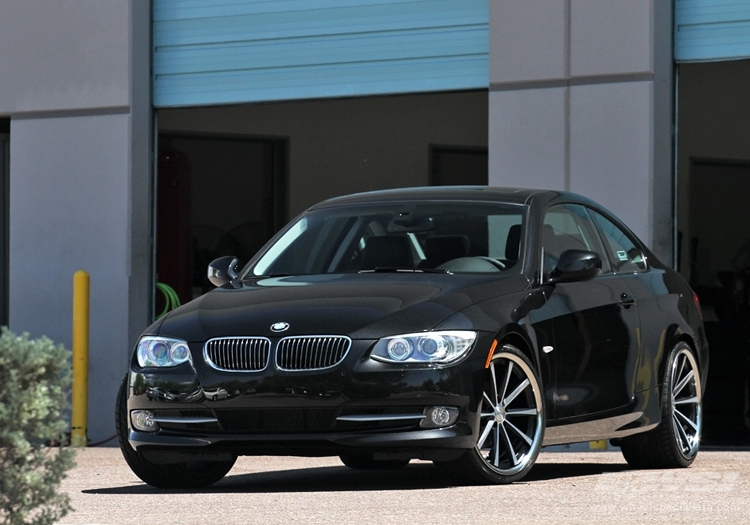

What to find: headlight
left=136, top=336, right=192, bottom=367
left=370, top=331, right=476, bottom=365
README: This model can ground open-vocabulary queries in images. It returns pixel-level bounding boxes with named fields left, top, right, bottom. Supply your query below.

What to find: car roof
left=308, top=186, right=567, bottom=210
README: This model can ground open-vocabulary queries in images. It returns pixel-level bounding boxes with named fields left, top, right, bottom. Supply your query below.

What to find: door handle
left=619, top=293, right=636, bottom=308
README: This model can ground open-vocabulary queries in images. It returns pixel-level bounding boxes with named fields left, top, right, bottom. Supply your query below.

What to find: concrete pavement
left=56, top=448, right=749, bottom=525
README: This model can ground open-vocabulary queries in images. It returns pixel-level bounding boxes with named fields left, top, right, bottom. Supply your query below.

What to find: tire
left=115, top=374, right=236, bottom=488
left=439, top=344, right=545, bottom=484
left=619, top=342, right=703, bottom=469
left=339, top=453, right=410, bottom=470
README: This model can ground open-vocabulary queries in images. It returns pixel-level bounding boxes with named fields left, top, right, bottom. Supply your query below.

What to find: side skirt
left=543, top=412, right=660, bottom=446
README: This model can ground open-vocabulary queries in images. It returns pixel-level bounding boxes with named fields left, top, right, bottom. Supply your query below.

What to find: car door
left=540, top=203, right=641, bottom=420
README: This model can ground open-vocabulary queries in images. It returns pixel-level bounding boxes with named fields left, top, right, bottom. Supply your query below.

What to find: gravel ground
left=55, top=447, right=749, bottom=525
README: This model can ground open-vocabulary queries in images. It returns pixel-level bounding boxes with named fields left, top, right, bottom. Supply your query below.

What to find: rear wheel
left=115, top=374, right=236, bottom=488
left=619, top=342, right=703, bottom=468
left=440, top=345, right=545, bottom=484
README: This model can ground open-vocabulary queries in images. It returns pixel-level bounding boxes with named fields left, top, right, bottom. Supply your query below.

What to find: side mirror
left=207, top=256, right=240, bottom=287
left=550, top=249, right=602, bottom=283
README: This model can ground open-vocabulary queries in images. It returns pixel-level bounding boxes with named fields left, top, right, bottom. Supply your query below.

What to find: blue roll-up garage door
left=675, top=0, right=750, bottom=62
left=153, top=0, right=489, bottom=108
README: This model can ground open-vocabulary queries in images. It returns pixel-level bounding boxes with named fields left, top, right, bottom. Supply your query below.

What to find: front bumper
left=130, top=423, right=476, bottom=463
left=126, top=334, right=494, bottom=462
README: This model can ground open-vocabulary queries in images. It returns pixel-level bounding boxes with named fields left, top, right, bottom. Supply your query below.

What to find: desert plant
left=0, top=328, right=76, bottom=525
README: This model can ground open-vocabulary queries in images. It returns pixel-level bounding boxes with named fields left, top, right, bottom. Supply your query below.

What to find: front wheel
left=115, top=374, right=236, bottom=488
left=619, top=342, right=703, bottom=468
left=439, top=345, right=545, bottom=484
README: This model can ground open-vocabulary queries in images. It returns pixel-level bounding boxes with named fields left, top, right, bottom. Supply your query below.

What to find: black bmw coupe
left=117, top=186, right=708, bottom=487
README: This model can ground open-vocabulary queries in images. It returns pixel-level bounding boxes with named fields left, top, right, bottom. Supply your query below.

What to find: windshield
left=250, top=201, right=526, bottom=276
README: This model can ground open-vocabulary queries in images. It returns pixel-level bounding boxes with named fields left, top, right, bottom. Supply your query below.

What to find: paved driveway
left=57, top=448, right=749, bottom=525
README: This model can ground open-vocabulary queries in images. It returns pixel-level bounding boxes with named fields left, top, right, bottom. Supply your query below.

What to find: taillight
left=692, top=290, right=703, bottom=320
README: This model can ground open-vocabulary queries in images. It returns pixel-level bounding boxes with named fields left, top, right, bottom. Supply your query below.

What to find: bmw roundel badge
left=270, top=322, right=290, bottom=333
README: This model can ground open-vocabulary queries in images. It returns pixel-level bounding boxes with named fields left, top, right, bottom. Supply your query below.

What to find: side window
left=542, top=204, right=610, bottom=277
left=589, top=210, right=647, bottom=273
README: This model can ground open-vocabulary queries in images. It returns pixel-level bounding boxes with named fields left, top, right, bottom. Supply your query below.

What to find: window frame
left=587, top=207, right=649, bottom=274
left=541, top=203, right=612, bottom=280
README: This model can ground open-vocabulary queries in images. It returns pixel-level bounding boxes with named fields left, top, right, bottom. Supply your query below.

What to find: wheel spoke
left=483, top=391, right=495, bottom=408
left=502, top=378, right=530, bottom=407
left=499, top=361, right=513, bottom=404
left=673, top=353, right=686, bottom=388
left=674, top=396, right=699, bottom=406
left=673, top=414, right=692, bottom=452
left=489, top=362, right=500, bottom=405
left=506, top=407, right=538, bottom=417
left=674, top=408, right=699, bottom=433
left=673, top=369, right=694, bottom=398
left=499, top=424, right=518, bottom=466
left=493, top=423, right=501, bottom=466
left=505, top=419, right=533, bottom=447
left=477, top=419, right=495, bottom=450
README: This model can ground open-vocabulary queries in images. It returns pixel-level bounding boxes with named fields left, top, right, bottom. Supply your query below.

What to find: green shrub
left=0, top=328, right=76, bottom=525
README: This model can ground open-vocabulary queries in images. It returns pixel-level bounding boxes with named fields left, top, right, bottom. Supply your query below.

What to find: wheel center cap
left=494, top=406, right=506, bottom=424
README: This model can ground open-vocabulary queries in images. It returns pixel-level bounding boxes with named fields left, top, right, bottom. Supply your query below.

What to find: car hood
left=155, top=273, right=530, bottom=341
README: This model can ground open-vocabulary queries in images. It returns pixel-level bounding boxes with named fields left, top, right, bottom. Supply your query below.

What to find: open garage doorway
left=678, top=60, right=750, bottom=445
left=155, top=90, right=488, bottom=306
left=158, top=91, right=488, bottom=216
left=156, top=134, right=287, bottom=305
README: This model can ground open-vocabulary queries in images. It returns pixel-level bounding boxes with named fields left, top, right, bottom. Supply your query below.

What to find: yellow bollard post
left=71, top=270, right=90, bottom=447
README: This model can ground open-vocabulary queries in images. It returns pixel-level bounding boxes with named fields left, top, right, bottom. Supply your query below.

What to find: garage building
left=0, top=0, right=747, bottom=445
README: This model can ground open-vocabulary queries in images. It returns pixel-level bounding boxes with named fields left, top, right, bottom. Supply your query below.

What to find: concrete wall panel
left=10, top=114, right=133, bottom=441
left=490, top=0, right=567, bottom=83
left=569, top=82, right=653, bottom=244
left=0, top=0, right=130, bottom=114
left=488, top=88, right=566, bottom=189
left=571, top=0, right=653, bottom=77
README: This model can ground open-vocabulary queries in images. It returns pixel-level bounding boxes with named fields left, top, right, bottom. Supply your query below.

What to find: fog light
left=131, top=410, right=159, bottom=432
left=420, top=406, right=459, bottom=428
left=432, top=407, right=451, bottom=426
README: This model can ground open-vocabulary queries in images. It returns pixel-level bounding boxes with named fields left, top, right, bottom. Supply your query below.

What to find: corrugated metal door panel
left=675, top=0, right=750, bottom=62
left=153, top=0, right=489, bottom=108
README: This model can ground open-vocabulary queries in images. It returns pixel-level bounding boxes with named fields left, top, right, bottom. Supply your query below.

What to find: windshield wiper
left=249, top=273, right=298, bottom=279
left=358, top=268, right=453, bottom=275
